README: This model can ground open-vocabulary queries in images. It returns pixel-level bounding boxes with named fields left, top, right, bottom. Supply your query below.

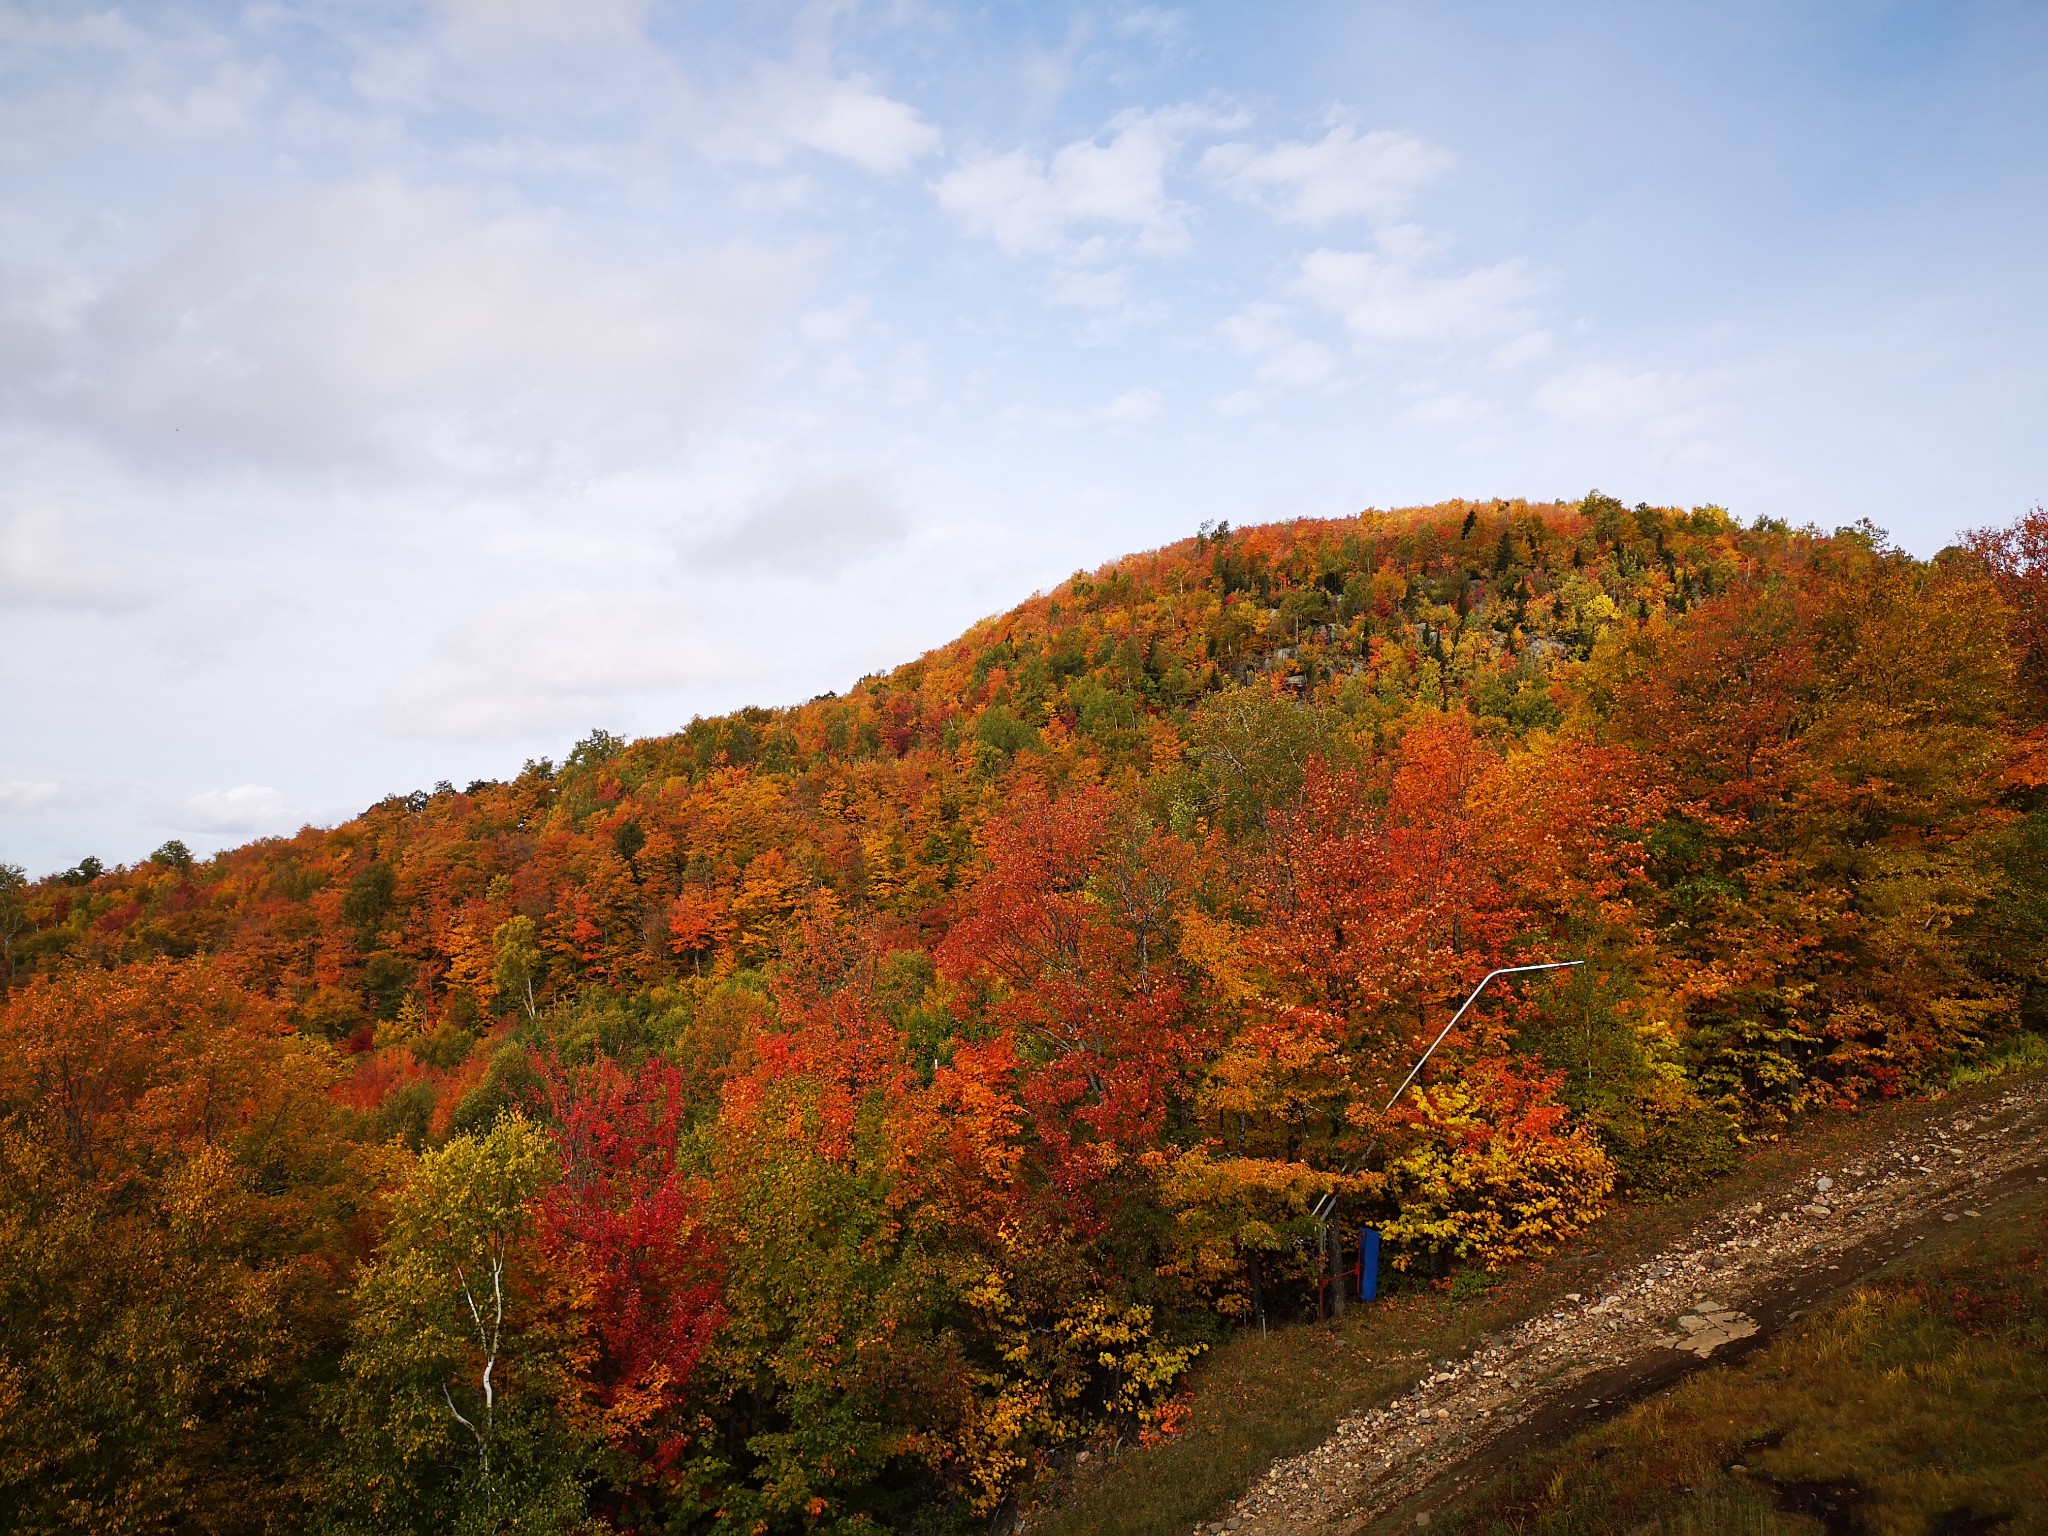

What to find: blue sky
left=2, top=0, right=2044, bottom=875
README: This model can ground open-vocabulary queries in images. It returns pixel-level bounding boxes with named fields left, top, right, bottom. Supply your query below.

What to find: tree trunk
left=1328, top=1207, right=1347, bottom=1319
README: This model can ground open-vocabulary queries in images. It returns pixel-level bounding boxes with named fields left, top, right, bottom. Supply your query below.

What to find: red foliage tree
left=537, top=1056, right=722, bottom=1500
left=938, top=782, right=1202, bottom=1206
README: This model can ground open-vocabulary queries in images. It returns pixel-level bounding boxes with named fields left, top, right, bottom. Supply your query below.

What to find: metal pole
left=1377, top=962, right=1585, bottom=1127
left=1312, top=960, right=1583, bottom=1230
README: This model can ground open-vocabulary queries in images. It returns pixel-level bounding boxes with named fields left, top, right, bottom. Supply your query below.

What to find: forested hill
left=4, top=495, right=2047, bottom=1534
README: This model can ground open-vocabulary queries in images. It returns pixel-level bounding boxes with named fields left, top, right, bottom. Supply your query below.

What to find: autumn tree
left=0, top=862, right=26, bottom=990
left=4, top=501, right=2044, bottom=1531
left=534, top=1055, right=721, bottom=1519
left=699, top=988, right=974, bottom=1531
left=1964, top=505, right=2048, bottom=709
left=0, top=962, right=363, bottom=1534
left=324, top=1116, right=591, bottom=1536
left=1588, top=533, right=2027, bottom=1111
left=492, top=917, right=542, bottom=1020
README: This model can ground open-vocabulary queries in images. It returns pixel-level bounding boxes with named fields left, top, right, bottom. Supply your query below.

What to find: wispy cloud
left=704, top=63, right=941, bottom=175
left=1534, top=361, right=1720, bottom=451
left=1218, top=302, right=1341, bottom=392
left=0, top=507, right=143, bottom=612
left=1296, top=237, right=1540, bottom=347
left=1202, top=125, right=1453, bottom=224
left=0, top=780, right=62, bottom=815
left=934, top=104, right=1240, bottom=259
left=350, top=0, right=673, bottom=118
left=1, top=179, right=805, bottom=482
left=1114, top=8, right=1188, bottom=46
left=180, top=783, right=301, bottom=835
left=692, top=474, right=910, bottom=575
left=1100, top=386, right=1165, bottom=425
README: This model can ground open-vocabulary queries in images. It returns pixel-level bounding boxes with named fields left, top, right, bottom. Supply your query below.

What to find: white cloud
left=1491, top=329, right=1556, bottom=368
left=353, top=0, right=674, bottom=118
left=1219, top=302, right=1340, bottom=390
left=995, top=389, right=1170, bottom=433
left=694, top=474, right=908, bottom=575
left=0, top=780, right=62, bottom=814
left=379, top=590, right=753, bottom=742
left=798, top=296, right=874, bottom=346
left=1, top=178, right=803, bottom=481
left=934, top=105, right=1230, bottom=258
left=1202, top=126, right=1453, bottom=224
left=1020, top=46, right=1077, bottom=99
left=1407, top=391, right=1490, bottom=425
left=734, top=63, right=940, bottom=174
left=1017, top=14, right=1094, bottom=100
left=431, top=0, right=650, bottom=43
left=0, top=507, right=142, bottom=611
left=1046, top=266, right=1131, bottom=310
left=1296, top=243, right=1539, bottom=346
left=338, top=0, right=940, bottom=178
left=1533, top=362, right=1717, bottom=439
left=0, top=9, right=276, bottom=162
left=731, top=173, right=814, bottom=213
left=1115, top=8, right=1188, bottom=45
left=1100, top=387, right=1165, bottom=425
left=180, top=783, right=299, bottom=834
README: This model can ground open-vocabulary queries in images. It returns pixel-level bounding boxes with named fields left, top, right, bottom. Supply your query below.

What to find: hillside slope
left=1024, top=1051, right=2048, bottom=1536
left=4, top=496, right=2047, bottom=1535
left=5, top=495, right=1834, bottom=999
left=1244, top=1066, right=2048, bottom=1534
left=1396, top=1083, right=2048, bottom=1535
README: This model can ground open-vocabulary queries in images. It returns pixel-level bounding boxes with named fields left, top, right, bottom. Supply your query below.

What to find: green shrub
left=1604, top=1097, right=1743, bottom=1202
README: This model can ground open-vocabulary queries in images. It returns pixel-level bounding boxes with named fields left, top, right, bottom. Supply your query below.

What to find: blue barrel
left=1359, top=1228, right=1381, bottom=1302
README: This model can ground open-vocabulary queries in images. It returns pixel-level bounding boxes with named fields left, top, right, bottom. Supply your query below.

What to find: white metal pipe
left=1312, top=960, right=1583, bottom=1224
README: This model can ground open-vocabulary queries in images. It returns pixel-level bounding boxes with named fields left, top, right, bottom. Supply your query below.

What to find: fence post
left=1358, top=1227, right=1380, bottom=1302
left=1329, top=1201, right=1346, bottom=1318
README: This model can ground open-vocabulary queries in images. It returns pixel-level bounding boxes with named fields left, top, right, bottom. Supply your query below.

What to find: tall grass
left=1417, top=1191, right=2048, bottom=1535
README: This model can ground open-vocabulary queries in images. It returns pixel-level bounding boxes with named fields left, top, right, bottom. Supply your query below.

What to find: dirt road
left=1204, top=1076, right=2048, bottom=1536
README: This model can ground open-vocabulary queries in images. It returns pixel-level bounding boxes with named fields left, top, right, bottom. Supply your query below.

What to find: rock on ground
left=1200, top=1079, right=2048, bottom=1536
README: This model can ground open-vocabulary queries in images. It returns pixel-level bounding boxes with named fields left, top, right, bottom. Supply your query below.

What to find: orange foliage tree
left=7, top=499, right=2046, bottom=1530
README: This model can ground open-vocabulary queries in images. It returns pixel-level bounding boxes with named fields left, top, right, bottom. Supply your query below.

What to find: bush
left=1379, top=1066, right=1615, bottom=1272
left=1604, top=1092, right=1744, bottom=1202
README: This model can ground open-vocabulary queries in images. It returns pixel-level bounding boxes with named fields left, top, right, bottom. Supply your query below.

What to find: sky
left=3, top=0, right=2045, bottom=877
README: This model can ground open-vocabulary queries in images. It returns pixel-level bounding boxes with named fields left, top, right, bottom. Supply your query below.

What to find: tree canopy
left=5, top=496, right=2046, bottom=1533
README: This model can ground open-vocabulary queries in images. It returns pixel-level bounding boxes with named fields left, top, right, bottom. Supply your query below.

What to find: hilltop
left=5, top=493, right=1856, bottom=1012
left=3, top=494, right=2045, bottom=1535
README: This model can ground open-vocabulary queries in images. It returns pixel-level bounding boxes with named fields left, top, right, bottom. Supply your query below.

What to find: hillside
left=3, top=495, right=2047, bottom=1535
left=1398, top=1089, right=2048, bottom=1535
left=1024, top=1051, right=2048, bottom=1536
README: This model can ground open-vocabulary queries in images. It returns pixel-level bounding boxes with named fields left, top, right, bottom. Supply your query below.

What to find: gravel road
left=1201, top=1077, right=2048, bottom=1536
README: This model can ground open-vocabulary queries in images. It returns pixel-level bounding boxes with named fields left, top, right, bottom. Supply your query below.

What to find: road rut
left=1202, top=1078, right=2048, bottom=1536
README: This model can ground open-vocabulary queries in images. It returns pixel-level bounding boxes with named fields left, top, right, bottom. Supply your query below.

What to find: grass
left=1398, top=1183, right=2048, bottom=1535
left=1024, top=1280, right=1521, bottom=1536
left=1949, top=1028, right=2048, bottom=1090
left=1025, top=1063, right=2048, bottom=1536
